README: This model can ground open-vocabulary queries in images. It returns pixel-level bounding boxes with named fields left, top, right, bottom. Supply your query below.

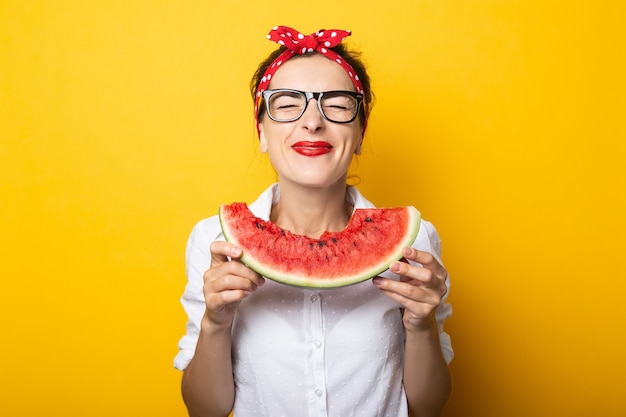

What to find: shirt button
left=310, top=294, right=318, bottom=303
left=313, top=340, right=322, bottom=348
left=315, top=389, right=323, bottom=397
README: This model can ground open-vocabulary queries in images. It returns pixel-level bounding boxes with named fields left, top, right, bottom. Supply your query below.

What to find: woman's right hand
left=202, top=241, right=265, bottom=330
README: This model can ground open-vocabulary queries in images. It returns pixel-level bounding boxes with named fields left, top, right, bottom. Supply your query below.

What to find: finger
left=389, top=260, right=447, bottom=297
left=206, top=289, right=254, bottom=310
left=205, top=260, right=265, bottom=289
left=373, top=277, right=442, bottom=310
left=401, top=247, right=437, bottom=267
left=207, top=269, right=262, bottom=293
left=210, top=240, right=244, bottom=267
left=398, top=247, right=447, bottom=279
left=203, top=268, right=265, bottom=317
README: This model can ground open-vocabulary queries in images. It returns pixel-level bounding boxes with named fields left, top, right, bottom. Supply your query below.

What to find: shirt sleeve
left=173, top=216, right=223, bottom=371
left=412, top=220, right=454, bottom=365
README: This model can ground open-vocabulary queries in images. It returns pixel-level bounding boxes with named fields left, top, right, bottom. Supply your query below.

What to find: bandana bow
left=269, top=26, right=352, bottom=55
left=254, top=26, right=366, bottom=135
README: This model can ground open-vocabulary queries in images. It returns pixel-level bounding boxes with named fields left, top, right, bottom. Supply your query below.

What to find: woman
left=174, top=26, right=453, bottom=417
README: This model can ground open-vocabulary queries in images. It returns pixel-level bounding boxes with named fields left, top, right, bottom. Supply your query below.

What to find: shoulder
left=184, top=215, right=223, bottom=268
left=187, top=214, right=222, bottom=246
left=348, top=186, right=375, bottom=209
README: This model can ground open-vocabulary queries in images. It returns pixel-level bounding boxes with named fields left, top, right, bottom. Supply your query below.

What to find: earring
left=355, top=141, right=363, bottom=155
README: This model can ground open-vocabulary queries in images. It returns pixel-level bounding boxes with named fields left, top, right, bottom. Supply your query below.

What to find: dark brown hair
left=250, top=44, right=373, bottom=126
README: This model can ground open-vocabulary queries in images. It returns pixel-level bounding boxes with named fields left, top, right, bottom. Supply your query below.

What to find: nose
left=299, top=97, right=325, bottom=131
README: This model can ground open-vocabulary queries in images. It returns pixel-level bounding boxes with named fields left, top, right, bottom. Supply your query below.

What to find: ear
left=259, top=127, right=268, bottom=153
left=355, top=124, right=365, bottom=155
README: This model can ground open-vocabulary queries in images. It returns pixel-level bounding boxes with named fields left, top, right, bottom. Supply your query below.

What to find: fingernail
left=231, top=247, right=242, bottom=256
left=390, top=262, right=402, bottom=273
left=403, top=247, right=413, bottom=257
left=372, top=277, right=383, bottom=286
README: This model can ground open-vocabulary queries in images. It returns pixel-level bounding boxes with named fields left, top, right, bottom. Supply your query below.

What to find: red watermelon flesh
left=219, top=203, right=421, bottom=288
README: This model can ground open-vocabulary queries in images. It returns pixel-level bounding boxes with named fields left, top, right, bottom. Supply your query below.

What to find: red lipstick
left=292, top=141, right=333, bottom=157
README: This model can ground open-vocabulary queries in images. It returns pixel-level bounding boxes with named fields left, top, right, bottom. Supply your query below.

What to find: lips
left=292, top=141, right=333, bottom=157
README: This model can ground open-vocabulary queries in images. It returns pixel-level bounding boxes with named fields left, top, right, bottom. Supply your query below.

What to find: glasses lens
left=267, top=91, right=306, bottom=122
left=264, top=90, right=361, bottom=123
left=320, top=92, right=359, bottom=123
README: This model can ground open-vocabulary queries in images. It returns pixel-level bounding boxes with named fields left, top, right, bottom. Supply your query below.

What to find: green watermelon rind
left=219, top=205, right=421, bottom=289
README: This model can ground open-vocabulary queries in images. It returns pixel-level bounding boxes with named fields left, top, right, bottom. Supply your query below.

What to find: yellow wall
left=1, top=1, right=624, bottom=416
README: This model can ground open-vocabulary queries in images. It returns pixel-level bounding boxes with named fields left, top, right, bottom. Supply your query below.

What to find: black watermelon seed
left=318, top=241, right=327, bottom=247
left=365, top=217, right=372, bottom=222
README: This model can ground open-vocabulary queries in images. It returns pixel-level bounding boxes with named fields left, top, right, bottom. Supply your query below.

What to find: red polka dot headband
left=254, top=26, right=367, bottom=133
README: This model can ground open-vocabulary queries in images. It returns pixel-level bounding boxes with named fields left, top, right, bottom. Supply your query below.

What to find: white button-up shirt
left=175, top=184, right=453, bottom=417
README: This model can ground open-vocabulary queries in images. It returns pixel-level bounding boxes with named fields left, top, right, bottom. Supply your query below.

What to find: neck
left=270, top=180, right=353, bottom=238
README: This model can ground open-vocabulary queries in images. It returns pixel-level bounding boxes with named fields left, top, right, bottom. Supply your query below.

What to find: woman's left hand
left=373, top=247, right=448, bottom=333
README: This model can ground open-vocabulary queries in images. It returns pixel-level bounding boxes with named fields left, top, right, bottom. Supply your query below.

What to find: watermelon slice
left=219, top=203, right=421, bottom=288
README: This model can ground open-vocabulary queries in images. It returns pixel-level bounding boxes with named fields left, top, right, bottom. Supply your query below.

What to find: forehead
left=268, top=54, right=355, bottom=92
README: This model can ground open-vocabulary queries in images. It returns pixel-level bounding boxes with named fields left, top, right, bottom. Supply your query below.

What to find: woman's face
left=258, top=54, right=363, bottom=189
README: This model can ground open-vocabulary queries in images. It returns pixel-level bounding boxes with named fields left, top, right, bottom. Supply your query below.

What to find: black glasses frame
left=261, top=89, right=363, bottom=123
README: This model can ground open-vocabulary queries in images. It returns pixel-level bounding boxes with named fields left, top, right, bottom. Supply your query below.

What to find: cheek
left=348, top=126, right=363, bottom=150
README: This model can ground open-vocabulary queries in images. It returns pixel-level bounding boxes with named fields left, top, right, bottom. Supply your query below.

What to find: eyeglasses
left=261, top=89, right=363, bottom=123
